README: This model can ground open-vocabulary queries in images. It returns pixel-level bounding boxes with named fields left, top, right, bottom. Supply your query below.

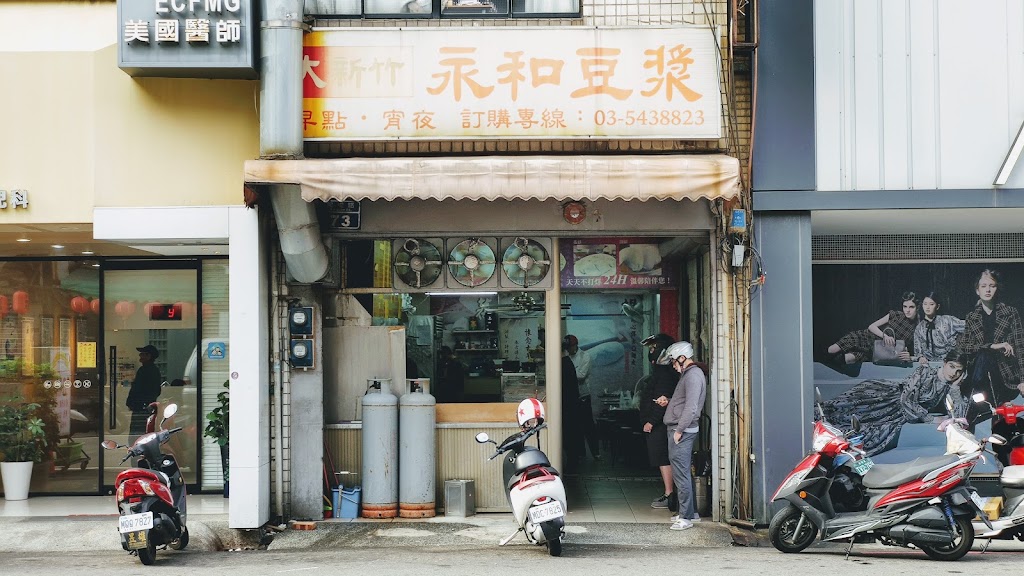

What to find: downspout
left=260, top=0, right=329, bottom=284
left=270, top=243, right=286, bottom=520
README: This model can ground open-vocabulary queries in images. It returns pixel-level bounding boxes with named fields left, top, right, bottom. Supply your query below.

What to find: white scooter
left=475, top=421, right=567, bottom=556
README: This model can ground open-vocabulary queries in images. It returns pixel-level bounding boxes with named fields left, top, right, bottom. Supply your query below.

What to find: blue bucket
left=331, top=488, right=341, bottom=517
left=340, top=486, right=361, bottom=519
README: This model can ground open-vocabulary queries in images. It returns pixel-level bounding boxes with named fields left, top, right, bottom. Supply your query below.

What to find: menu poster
left=77, top=342, right=97, bottom=369
left=560, top=237, right=675, bottom=289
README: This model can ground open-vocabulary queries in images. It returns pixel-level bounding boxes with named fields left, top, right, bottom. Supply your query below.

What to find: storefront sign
left=303, top=26, right=722, bottom=140
left=117, top=0, right=257, bottom=79
left=560, top=238, right=674, bottom=289
left=0, top=189, right=29, bottom=210
left=326, top=200, right=361, bottom=231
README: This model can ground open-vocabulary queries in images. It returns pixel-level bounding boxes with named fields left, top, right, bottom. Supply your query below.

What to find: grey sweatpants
left=667, top=429, right=697, bottom=519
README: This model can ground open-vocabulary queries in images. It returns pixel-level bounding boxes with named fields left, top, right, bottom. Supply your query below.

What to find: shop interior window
left=305, top=0, right=577, bottom=16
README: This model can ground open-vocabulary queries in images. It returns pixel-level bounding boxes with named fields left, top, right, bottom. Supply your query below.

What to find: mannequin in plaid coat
left=958, top=269, right=1024, bottom=405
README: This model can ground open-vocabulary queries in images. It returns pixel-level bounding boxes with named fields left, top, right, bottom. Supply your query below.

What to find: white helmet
left=660, top=341, right=694, bottom=365
left=516, top=398, right=545, bottom=428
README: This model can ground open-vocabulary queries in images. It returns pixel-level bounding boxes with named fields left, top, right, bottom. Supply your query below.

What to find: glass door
left=102, top=265, right=199, bottom=490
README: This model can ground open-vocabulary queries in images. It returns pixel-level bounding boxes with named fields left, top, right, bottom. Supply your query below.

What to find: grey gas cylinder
left=399, top=379, right=436, bottom=518
left=361, top=378, right=398, bottom=518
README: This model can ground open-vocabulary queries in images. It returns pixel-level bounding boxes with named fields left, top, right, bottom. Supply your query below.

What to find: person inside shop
left=565, top=334, right=601, bottom=460
left=125, top=344, right=163, bottom=442
left=436, top=346, right=465, bottom=403
left=660, top=341, right=706, bottom=531
left=639, top=333, right=679, bottom=511
left=561, top=341, right=583, bottom=471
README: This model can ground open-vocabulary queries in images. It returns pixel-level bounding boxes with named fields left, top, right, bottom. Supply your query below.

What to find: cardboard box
left=979, top=496, right=1003, bottom=521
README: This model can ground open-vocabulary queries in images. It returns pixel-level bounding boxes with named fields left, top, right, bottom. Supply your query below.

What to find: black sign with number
left=327, top=200, right=361, bottom=231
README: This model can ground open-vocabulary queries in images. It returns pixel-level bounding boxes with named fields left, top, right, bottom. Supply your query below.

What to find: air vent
left=812, top=233, right=1024, bottom=262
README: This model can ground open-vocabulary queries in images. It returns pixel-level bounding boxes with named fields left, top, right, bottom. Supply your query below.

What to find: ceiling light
left=51, top=244, right=65, bottom=249
left=92, top=264, right=100, bottom=268
left=16, top=238, right=30, bottom=243
left=81, top=251, right=94, bottom=255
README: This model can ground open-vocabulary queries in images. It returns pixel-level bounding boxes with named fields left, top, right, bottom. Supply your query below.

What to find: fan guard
left=394, top=238, right=443, bottom=289
left=448, top=238, right=497, bottom=287
left=501, top=237, right=551, bottom=288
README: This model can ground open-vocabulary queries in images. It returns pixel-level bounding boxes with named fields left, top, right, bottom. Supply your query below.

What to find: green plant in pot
left=0, top=399, right=46, bottom=500
left=204, top=381, right=229, bottom=497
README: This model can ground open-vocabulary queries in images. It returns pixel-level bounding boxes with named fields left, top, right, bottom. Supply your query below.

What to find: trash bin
left=339, top=486, right=361, bottom=519
left=444, top=480, right=475, bottom=517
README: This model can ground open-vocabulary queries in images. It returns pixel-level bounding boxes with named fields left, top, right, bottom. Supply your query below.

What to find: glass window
left=200, top=260, right=230, bottom=491
left=0, top=260, right=101, bottom=494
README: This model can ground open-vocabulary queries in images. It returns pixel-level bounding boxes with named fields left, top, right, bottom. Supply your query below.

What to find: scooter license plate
left=123, top=529, right=150, bottom=550
left=119, top=511, right=154, bottom=534
left=528, top=501, right=564, bottom=523
left=969, top=489, right=985, bottom=509
left=851, top=457, right=874, bottom=475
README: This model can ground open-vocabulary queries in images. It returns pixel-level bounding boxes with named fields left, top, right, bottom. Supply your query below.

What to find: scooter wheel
left=919, top=516, right=974, bottom=561
left=138, top=538, right=157, bottom=565
left=768, top=505, right=817, bottom=553
left=547, top=537, right=562, bottom=557
left=170, top=526, right=189, bottom=551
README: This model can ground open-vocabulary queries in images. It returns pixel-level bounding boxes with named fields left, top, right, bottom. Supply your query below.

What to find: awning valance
left=244, top=154, right=740, bottom=203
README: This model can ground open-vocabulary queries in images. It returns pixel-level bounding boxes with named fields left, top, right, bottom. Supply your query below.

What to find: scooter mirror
left=990, top=434, right=1007, bottom=445
left=972, top=392, right=987, bottom=403
left=850, top=415, right=861, bottom=433
left=474, top=432, right=490, bottom=444
left=101, top=440, right=118, bottom=450
left=163, top=404, right=178, bottom=419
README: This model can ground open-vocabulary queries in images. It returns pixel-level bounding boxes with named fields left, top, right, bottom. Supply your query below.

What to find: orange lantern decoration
left=12, top=291, right=29, bottom=315
left=70, top=296, right=90, bottom=315
left=90, top=298, right=101, bottom=315
left=202, top=303, right=213, bottom=320
left=0, top=295, right=8, bottom=319
left=115, top=301, right=137, bottom=319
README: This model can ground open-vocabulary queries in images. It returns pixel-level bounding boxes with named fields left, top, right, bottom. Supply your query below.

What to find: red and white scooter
left=769, top=392, right=993, bottom=561
left=102, top=403, right=189, bottom=565
left=474, top=399, right=567, bottom=556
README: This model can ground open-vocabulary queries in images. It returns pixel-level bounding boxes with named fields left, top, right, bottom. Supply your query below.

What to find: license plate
left=851, top=457, right=874, bottom=475
left=970, top=490, right=985, bottom=509
left=123, top=529, right=150, bottom=550
left=119, top=512, right=153, bottom=534
left=528, top=501, right=564, bottom=523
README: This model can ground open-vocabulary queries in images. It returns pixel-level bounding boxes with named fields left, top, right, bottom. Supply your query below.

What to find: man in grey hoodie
left=660, top=341, right=706, bottom=531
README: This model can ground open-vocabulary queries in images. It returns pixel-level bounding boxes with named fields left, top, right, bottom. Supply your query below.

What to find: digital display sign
left=149, top=303, right=183, bottom=321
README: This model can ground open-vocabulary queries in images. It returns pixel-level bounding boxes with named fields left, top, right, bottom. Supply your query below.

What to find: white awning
left=244, top=154, right=740, bottom=203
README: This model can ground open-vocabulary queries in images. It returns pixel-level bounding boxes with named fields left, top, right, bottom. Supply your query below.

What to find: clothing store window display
left=565, top=334, right=601, bottom=460
left=639, top=334, right=680, bottom=511
left=913, top=292, right=965, bottom=363
left=660, top=341, right=706, bottom=531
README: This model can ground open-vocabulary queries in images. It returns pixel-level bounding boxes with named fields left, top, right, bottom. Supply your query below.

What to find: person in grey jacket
left=659, top=341, right=707, bottom=531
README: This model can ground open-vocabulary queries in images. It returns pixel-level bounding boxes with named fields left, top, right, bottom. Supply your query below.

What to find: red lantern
left=70, top=296, right=90, bottom=315
left=143, top=301, right=160, bottom=317
left=12, top=291, right=29, bottom=315
left=115, top=301, right=137, bottom=318
left=175, top=302, right=194, bottom=318
left=90, top=298, right=101, bottom=314
left=0, top=295, right=8, bottom=319
left=202, top=303, right=213, bottom=320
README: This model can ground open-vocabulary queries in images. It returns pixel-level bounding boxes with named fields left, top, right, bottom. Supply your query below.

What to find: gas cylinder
left=399, top=379, right=436, bottom=518
left=361, top=378, right=398, bottom=518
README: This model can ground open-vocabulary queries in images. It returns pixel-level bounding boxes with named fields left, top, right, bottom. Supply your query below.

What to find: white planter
left=1, top=461, right=33, bottom=501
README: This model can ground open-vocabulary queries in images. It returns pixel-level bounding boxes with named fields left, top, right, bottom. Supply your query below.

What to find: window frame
left=304, top=0, right=582, bottom=20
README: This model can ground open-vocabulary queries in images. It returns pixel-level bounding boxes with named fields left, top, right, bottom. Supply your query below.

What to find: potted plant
left=204, top=381, right=229, bottom=497
left=0, top=399, right=46, bottom=500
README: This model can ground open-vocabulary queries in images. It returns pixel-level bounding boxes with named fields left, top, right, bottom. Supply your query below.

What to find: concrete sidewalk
left=0, top=512, right=747, bottom=553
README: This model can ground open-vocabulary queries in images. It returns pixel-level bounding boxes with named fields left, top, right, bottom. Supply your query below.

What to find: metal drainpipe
left=261, top=0, right=328, bottom=284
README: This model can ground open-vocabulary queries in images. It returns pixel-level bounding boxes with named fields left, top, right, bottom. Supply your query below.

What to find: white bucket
left=1, top=461, right=34, bottom=501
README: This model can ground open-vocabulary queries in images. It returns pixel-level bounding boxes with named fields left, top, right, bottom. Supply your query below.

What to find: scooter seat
left=1001, top=465, right=1024, bottom=488
left=862, top=454, right=961, bottom=489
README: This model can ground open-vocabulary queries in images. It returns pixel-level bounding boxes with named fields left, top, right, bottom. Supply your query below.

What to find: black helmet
left=641, top=333, right=674, bottom=363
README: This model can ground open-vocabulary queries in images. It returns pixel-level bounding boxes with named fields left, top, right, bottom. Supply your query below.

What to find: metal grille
left=812, top=234, right=1024, bottom=262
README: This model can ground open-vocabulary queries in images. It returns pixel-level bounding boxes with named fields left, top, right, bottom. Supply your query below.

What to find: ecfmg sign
left=117, top=0, right=257, bottom=79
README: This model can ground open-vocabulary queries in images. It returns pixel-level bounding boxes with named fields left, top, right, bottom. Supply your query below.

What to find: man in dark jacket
left=639, top=334, right=679, bottom=510
left=561, top=342, right=583, bottom=471
left=126, top=344, right=163, bottom=441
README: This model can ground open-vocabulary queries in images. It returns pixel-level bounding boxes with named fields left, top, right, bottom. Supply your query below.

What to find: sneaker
left=651, top=494, right=671, bottom=509
left=670, top=519, right=694, bottom=531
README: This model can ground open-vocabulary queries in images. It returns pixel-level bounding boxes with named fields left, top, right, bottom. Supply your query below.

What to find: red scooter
left=969, top=392, right=1024, bottom=542
left=769, top=392, right=992, bottom=561
left=102, top=403, right=189, bottom=565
